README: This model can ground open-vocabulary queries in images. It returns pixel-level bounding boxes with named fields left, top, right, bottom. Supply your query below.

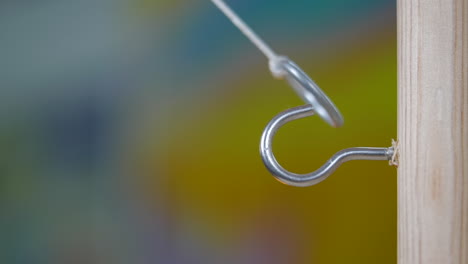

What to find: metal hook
left=260, top=59, right=394, bottom=187
left=260, top=105, right=394, bottom=187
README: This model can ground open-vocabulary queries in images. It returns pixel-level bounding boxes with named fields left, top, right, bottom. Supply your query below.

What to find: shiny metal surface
left=260, top=105, right=394, bottom=187
left=278, top=58, right=344, bottom=128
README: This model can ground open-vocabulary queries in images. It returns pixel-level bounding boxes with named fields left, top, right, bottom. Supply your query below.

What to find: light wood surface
left=398, top=0, right=468, bottom=263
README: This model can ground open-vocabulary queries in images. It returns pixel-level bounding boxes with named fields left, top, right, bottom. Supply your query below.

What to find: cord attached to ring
left=211, top=0, right=395, bottom=187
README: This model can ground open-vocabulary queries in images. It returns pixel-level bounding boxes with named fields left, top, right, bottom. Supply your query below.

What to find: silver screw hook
left=261, top=60, right=394, bottom=187
left=260, top=104, right=394, bottom=187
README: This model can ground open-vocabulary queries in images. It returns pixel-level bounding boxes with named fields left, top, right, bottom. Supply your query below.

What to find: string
left=210, top=0, right=287, bottom=78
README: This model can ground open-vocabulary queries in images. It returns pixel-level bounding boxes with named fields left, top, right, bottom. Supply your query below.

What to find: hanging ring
left=260, top=104, right=394, bottom=187
left=272, top=57, right=344, bottom=128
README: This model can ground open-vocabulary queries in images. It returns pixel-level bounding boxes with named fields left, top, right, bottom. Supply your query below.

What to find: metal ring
left=278, top=58, right=344, bottom=128
left=260, top=105, right=394, bottom=187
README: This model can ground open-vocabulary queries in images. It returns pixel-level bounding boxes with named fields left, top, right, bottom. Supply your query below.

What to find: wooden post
left=398, top=0, right=468, bottom=263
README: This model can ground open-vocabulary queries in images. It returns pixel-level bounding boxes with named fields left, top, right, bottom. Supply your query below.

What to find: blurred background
left=0, top=0, right=396, bottom=263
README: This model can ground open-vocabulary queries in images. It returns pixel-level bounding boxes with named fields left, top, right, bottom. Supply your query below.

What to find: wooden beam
left=398, top=0, right=468, bottom=263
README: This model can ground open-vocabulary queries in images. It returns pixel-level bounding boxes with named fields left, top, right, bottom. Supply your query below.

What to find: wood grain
left=398, top=0, right=468, bottom=263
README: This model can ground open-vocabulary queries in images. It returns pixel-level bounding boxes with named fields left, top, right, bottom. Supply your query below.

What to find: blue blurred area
left=0, top=1, right=396, bottom=263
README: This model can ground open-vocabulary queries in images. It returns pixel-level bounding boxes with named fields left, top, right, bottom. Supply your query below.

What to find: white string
left=211, top=0, right=287, bottom=78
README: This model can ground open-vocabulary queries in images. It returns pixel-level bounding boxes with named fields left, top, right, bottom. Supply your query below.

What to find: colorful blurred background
left=0, top=0, right=396, bottom=263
